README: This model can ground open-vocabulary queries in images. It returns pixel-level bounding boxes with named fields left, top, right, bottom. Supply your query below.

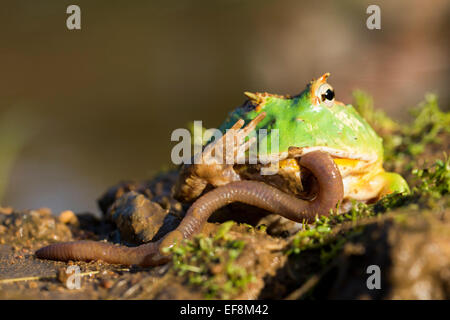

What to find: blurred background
left=0, top=0, right=449, bottom=215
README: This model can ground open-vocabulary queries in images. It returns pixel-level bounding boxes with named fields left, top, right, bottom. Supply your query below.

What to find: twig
left=0, top=268, right=130, bottom=284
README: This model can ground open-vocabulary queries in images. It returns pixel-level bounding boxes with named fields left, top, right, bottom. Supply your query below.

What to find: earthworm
left=35, top=151, right=343, bottom=267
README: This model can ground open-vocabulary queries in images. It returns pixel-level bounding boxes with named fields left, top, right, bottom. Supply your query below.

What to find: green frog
left=174, top=73, right=409, bottom=209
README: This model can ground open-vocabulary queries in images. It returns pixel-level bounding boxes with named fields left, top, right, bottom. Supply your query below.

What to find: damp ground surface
left=0, top=93, right=449, bottom=299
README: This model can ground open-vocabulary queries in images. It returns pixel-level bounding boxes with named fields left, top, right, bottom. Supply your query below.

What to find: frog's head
left=219, top=73, right=383, bottom=163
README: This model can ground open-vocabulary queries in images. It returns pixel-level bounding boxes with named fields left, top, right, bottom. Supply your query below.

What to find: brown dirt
left=0, top=135, right=449, bottom=300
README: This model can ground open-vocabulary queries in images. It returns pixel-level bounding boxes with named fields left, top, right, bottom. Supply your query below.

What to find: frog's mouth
left=236, top=146, right=378, bottom=203
left=289, top=146, right=377, bottom=161
left=252, top=146, right=377, bottom=165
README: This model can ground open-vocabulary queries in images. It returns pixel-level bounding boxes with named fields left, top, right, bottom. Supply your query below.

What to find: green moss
left=352, top=90, right=399, bottom=135
left=214, top=220, right=235, bottom=240
left=354, top=91, right=449, bottom=168
left=353, top=90, right=449, bottom=202
left=286, top=222, right=332, bottom=256
left=405, top=94, right=450, bottom=156
left=412, top=155, right=450, bottom=200
left=285, top=209, right=372, bottom=265
left=165, top=221, right=255, bottom=299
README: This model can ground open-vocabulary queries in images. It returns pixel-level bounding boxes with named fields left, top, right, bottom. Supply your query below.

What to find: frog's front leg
left=377, top=171, right=410, bottom=198
left=174, top=112, right=266, bottom=202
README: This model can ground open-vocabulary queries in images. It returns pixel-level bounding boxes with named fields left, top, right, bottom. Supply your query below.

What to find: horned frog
left=36, top=73, right=409, bottom=267
left=174, top=73, right=409, bottom=210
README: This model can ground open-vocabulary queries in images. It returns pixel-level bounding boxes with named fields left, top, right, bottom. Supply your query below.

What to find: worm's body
left=36, top=151, right=343, bottom=267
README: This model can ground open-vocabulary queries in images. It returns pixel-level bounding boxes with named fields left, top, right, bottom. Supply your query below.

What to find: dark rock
left=98, top=181, right=152, bottom=215
left=107, top=191, right=175, bottom=244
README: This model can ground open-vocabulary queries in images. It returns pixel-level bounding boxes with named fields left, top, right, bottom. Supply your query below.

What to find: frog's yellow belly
left=334, top=158, right=386, bottom=201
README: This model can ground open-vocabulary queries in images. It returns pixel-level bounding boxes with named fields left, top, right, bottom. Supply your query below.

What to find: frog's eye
left=316, top=84, right=335, bottom=107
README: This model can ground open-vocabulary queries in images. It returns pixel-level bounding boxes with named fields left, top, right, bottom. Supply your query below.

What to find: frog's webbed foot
left=198, top=112, right=266, bottom=166
left=174, top=112, right=266, bottom=202
left=378, top=171, right=410, bottom=198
